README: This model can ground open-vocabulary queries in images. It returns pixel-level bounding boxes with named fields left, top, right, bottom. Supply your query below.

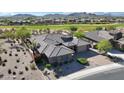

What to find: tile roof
left=30, top=33, right=89, bottom=58
left=85, top=31, right=113, bottom=42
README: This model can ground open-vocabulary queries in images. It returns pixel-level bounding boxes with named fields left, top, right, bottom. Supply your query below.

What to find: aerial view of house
left=1, top=12, right=124, bottom=80
left=1, top=0, right=124, bottom=93
left=28, top=33, right=90, bottom=64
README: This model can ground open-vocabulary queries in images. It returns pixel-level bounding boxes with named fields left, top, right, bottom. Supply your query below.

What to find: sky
left=0, top=12, right=69, bottom=16
left=0, top=0, right=124, bottom=12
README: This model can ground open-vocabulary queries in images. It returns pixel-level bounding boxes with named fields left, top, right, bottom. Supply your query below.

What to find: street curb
left=59, top=63, right=123, bottom=80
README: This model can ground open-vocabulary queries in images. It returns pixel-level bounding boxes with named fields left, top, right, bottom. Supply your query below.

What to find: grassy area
left=0, top=23, right=124, bottom=31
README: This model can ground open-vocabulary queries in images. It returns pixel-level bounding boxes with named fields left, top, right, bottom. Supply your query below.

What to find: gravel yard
left=0, top=39, right=45, bottom=80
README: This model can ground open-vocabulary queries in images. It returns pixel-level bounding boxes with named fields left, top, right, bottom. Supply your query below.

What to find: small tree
left=4, top=31, right=15, bottom=41
left=97, top=40, right=112, bottom=54
left=16, top=27, right=31, bottom=39
left=96, top=26, right=103, bottom=30
left=74, top=31, right=85, bottom=38
left=105, top=26, right=116, bottom=31
left=70, top=26, right=78, bottom=35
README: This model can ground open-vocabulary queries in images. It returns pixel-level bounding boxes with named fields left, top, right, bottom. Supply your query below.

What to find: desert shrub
left=3, top=59, right=7, bottom=62
left=25, top=66, right=29, bottom=71
left=16, top=59, right=20, bottom=63
left=13, top=72, right=16, bottom=75
left=19, top=71, right=23, bottom=75
left=21, top=77, right=25, bottom=80
left=11, top=43, right=13, bottom=46
left=77, top=58, right=88, bottom=65
left=4, top=51, right=7, bottom=54
left=8, top=69, right=12, bottom=74
left=14, top=66, right=18, bottom=69
left=74, top=31, right=85, bottom=38
left=2, top=63, right=6, bottom=67
left=0, top=74, right=4, bottom=78
left=45, top=64, right=52, bottom=69
left=17, top=49, right=20, bottom=52
left=30, top=63, right=36, bottom=70
left=15, top=54, right=18, bottom=56
left=9, top=53, right=12, bottom=56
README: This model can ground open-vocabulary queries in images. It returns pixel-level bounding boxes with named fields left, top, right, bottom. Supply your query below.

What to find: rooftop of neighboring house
left=116, top=38, right=124, bottom=44
left=84, top=30, right=115, bottom=42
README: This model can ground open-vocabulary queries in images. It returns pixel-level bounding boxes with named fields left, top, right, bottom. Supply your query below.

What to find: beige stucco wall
left=77, top=45, right=89, bottom=52
left=48, top=53, right=73, bottom=64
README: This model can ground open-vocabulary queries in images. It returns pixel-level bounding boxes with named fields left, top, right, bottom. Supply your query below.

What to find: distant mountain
left=13, top=14, right=35, bottom=17
left=68, top=12, right=96, bottom=17
left=43, top=12, right=97, bottom=18
left=94, top=12, right=124, bottom=17
left=43, top=14, right=66, bottom=18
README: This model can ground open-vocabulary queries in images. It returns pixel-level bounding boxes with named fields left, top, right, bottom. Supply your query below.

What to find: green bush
left=70, top=26, right=78, bottom=32
left=77, top=58, right=88, bottom=65
left=45, top=64, right=52, bottom=69
left=30, top=63, right=36, bottom=70
left=74, top=31, right=85, bottom=38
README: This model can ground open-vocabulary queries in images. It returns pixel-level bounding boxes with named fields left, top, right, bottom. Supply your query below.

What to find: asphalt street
left=81, top=67, right=124, bottom=80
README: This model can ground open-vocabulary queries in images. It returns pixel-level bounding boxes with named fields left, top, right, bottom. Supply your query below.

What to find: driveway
left=107, top=49, right=124, bottom=60
left=60, top=63, right=123, bottom=80
left=82, top=67, right=124, bottom=80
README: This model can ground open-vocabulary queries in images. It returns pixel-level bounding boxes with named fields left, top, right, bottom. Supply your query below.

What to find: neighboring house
left=84, top=30, right=124, bottom=49
left=28, top=34, right=90, bottom=64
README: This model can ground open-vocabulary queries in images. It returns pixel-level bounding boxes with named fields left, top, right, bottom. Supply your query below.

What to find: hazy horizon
left=0, top=12, right=71, bottom=16
left=0, top=12, right=124, bottom=17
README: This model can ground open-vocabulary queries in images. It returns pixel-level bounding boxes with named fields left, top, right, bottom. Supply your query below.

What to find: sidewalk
left=59, top=63, right=124, bottom=80
left=107, top=49, right=124, bottom=60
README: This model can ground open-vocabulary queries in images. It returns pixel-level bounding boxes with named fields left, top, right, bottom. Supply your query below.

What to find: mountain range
left=1, top=12, right=124, bottom=18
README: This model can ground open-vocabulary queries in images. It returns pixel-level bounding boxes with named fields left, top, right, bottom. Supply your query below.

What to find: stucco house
left=84, top=30, right=124, bottom=49
left=28, top=33, right=90, bottom=64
